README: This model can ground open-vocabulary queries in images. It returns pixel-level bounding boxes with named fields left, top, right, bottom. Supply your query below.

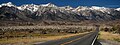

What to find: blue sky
left=0, top=0, right=120, bottom=8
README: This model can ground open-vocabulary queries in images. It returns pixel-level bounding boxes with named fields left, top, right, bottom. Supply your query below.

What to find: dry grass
left=98, top=31, right=120, bottom=42
left=0, top=32, right=89, bottom=45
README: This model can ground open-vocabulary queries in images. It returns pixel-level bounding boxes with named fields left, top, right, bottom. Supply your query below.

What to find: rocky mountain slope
left=0, top=2, right=120, bottom=22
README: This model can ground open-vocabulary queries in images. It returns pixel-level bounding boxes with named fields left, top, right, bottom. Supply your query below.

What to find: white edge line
left=91, top=34, right=98, bottom=45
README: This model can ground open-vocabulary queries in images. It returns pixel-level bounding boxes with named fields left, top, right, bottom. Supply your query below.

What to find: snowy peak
left=18, top=4, right=39, bottom=12
left=0, top=2, right=15, bottom=7
left=41, top=3, right=57, bottom=7
left=64, top=6, right=73, bottom=10
left=115, top=8, right=120, bottom=11
left=90, top=6, right=106, bottom=10
left=18, top=3, right=58, bottom=12
left=59, top=6, right=74, bottom=11
left=64, top=6, right=73, bottom=9
left=74, top=6, right=112, bottom=13
left=90, top=6, right=110, bottom=11
left=74, top=6, right=90, bottom=11
left=90, top=6, right=112, bottom=13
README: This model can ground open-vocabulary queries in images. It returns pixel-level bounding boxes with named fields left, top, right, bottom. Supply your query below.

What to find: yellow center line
left=60, top=34, right=91, bottom=45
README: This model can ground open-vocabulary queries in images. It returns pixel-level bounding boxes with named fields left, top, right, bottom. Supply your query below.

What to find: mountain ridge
left=0, top=2, right=120, bottom=22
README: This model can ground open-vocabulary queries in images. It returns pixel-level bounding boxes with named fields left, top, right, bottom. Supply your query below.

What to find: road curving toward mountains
left=34, top=27, right=99, bottom=45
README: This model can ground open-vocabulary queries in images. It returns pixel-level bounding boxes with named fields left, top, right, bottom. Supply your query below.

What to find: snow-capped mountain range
left=1, top=2, right=120, bottom=13
left=0, top=2, right=120, bottom=22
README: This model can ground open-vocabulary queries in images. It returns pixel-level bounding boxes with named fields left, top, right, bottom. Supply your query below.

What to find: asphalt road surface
left=34, top=27, right=100, bottom=45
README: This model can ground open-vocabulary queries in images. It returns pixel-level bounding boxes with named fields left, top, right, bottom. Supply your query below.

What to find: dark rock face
left=0, top=6, right=33, bottom=21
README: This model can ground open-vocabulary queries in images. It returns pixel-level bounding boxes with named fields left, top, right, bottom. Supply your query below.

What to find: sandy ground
left=100, top=40, right=120, bottom=45
left=98, top=31, right=120, bottom=45
left=99, top=31, right=120, bottom=41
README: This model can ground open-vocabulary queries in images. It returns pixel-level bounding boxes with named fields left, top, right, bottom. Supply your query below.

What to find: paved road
left=34, top=27, right=99, bottom=45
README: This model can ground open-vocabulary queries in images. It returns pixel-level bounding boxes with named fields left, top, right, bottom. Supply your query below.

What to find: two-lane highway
left=34, top=27, right=99, bottom=45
